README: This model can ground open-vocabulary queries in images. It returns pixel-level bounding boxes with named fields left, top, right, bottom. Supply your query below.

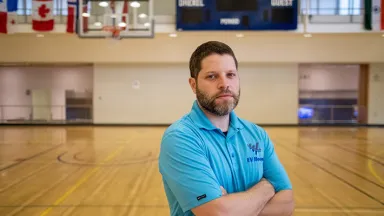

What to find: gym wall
left=93, top=63, right=299, bottom=124
left=0, top=33, right=383, bottom=125
left=368, top=64, right=384, bottom=125
left=0, top=66, right=93, bottom=121
left=0, top=33, right=382, bottom=63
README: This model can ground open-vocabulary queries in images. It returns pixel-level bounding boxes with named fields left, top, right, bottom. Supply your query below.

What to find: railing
left=298, top=104, right=362, bottom=124
left=1, top=104, right=363, bottom=125
left=14, top=0, right=364, bottom=24
left=0, top=105, right=93, bottom=124
left=300, top=8, right=363, bottom=16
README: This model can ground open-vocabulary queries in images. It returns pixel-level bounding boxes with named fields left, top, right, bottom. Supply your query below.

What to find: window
left=300, top=0, right=362, bottom=15
left=339, top=0, right=350, bottom=15
left=301, top=0, right=318, bottom=15
left=319, top=0, right=337, bottom=15
left=17, top=0, right=69, bottom=16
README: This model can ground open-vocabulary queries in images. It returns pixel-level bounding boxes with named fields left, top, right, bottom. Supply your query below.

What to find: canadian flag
left=32, top=0, right=54, bottom=31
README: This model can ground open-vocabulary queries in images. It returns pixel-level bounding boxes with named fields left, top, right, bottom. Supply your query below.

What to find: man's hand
left=258, top=189, right=294, bottom=216
left=220, top=186, right=227, bottom=196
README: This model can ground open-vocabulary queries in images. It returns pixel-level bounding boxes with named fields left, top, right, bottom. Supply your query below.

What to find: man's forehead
left=201, top=56, right=236, bottom=69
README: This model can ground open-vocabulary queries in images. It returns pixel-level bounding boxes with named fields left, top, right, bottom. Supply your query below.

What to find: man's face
left=190, top=53, right=240, bottom=116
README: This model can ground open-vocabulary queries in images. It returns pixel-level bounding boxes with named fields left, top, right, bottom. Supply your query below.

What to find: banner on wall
left=0, top=0, right=18, bottom=34
left=364, top=0, right=384, bottom=30
left=176, top=0, right=298, bottom=31
left=66, top=0, right=88, bottom=33
left=32, top=0, right=54, bottom=31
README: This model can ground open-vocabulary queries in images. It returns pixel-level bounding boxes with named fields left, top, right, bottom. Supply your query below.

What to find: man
left=158, top=41, right=294, bottom=216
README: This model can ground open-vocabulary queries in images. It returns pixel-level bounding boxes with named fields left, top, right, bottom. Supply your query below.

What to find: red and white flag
left=121, top=0, right=128, bottom=30
left=66, top=0, right=77, bottom=33
left=32, top=0, right=54, bottom=31
left=67, top=0, right=88, bottom=33
left=0, top=0, right=18, bottom=34
left=82, top=0, right=88, bottom=33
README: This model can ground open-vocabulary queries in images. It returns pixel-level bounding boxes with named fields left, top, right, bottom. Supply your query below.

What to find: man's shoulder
left=161, top=114, right=202, bottom=149
left=163, top=114, right=198, bottom=137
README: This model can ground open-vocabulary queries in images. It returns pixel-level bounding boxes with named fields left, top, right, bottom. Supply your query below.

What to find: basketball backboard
left=77, top=0, right=154, bottom=39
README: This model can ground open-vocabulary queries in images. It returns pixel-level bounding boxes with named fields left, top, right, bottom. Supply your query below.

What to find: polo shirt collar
left=189, top=100, right=244, bottom=131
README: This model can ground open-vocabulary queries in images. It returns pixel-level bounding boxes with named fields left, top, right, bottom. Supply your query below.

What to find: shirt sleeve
left=158, top=128, right=223, bottom=213
left=261, top=129, right=292, bottom=192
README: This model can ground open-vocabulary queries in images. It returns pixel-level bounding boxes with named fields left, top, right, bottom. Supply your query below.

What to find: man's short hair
left=189, top=41, right=238, bottom=79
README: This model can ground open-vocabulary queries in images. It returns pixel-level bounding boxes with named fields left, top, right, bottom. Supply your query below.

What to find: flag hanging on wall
left=32, top=0, right=54, bottom=31
left=380, top=0, right=384, bottom=30
left=0, top=0, right=18, bottom=34
left=82, top=0, right=88, bottom=33
left=121, top=0, right=128, bottom=30
left=364, top=0, right=383, bottom=30
left=66, top=0, right=88, bottom=33
left=66, top=0, right=77, bottom=33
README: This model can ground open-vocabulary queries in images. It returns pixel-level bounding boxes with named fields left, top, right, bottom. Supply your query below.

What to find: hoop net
left=102, top=26, right=122, bottom=40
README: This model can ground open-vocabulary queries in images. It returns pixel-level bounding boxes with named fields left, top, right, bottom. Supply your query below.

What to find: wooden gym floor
left=0, top=126, right=383, bottom=216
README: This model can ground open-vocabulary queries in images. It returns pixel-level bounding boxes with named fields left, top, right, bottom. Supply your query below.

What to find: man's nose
left=218, top=76, right=229, bottom=90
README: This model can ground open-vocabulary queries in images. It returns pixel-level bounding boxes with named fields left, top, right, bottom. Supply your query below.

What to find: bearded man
left=158, top=41, right=294, bottom=216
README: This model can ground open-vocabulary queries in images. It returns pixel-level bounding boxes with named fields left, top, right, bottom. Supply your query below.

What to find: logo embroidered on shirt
left=247, top=143, right=263, bottom=163
left=247, top=143, right=261, bottom=155
left=197, top=194, right=206, bottom=201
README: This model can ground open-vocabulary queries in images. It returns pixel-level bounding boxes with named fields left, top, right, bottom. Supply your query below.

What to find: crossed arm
left=159, top=128, right=294, bottom=216
left=191, top=178, right=294, bottom=216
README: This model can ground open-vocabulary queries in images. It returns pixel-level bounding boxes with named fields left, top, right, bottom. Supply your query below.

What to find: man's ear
left=189, top=77, right=197, bottom=94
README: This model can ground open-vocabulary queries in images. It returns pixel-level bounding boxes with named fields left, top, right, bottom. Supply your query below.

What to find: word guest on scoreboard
left=176, top=0, right=298, bottom=30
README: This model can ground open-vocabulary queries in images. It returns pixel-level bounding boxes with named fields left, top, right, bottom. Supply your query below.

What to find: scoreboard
left=176, top=0, right=298, bottom=31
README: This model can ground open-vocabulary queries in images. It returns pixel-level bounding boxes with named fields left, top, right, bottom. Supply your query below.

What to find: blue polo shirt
left=158, top=100, right=292, bottom=216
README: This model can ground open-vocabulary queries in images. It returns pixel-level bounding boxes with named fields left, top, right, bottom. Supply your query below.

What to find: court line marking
left=294, top=208, right=384, bottom=213
left=368, top=150, right=384, bottom=185
left=1, top=205, right=384, bottom=212
left=332, top=143, right=384, bottom=166
left=0, top=144, right=62, bottom=172
left=293, top=140, right=384, bottom=190
left=273, top=138, right=384, bottom=205
left=0, top=162, right=54, bottom=192
left=39, top=139, right=131, bottom=216
left=301, top=139, right=384, bottom=189
left=56, top=151, right=158, bottom=166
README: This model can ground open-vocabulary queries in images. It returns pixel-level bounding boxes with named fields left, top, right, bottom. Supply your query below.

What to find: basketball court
left=0, top=126, right=383, bottom=215
left=0, top=0, right=384, bottom=215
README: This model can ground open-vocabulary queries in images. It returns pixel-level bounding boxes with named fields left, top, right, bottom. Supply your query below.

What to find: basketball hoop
left=102, top=26, right=122, bottom=40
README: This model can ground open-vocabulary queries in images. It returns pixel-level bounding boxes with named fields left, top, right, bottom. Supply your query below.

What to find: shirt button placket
left=226, top=141, right=237, bottom=167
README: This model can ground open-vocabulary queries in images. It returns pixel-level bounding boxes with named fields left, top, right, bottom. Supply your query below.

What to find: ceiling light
left=94, top=22, right=102, bottom=27
left=82, top=12, right=90, bottom=17
left=118, top=22, right=127, bottom=27
left=139, top=13, right=147, bottom=18
left=130, top=1, right=140, bottom=8
left=99, top=1, right=108, bottom=7
left=144, top=22, right=150, bottom=27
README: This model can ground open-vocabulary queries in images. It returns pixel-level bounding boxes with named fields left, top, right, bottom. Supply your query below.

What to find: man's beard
left=196, top=86, right=240, bottom=116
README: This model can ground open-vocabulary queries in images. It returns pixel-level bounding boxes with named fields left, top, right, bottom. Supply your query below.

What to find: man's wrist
left=246, top=178, right=275, bottom=199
